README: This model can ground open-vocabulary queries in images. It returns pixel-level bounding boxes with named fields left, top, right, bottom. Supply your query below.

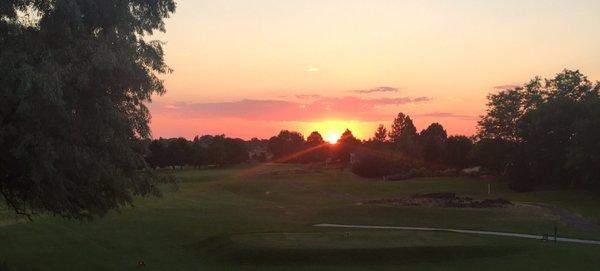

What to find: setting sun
left=301, top=120, right=366, bottom=143
left=324, top=133, right=340, bottom=144
left=5, top=1, right=600, bottom=269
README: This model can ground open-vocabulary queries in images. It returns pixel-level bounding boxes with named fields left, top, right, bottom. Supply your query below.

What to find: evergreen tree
left=372, top=124, right=387, bottom=142
left=389, top=113, right=418, bottom=156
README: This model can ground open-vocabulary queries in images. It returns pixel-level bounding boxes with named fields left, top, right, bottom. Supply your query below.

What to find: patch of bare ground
left=363, top=192, right=513, bottom=208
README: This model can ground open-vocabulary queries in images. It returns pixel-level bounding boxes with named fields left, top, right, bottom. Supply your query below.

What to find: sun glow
left=299, top=120, right=370, bottom=144
left=325, top=133, right=340, bottom=144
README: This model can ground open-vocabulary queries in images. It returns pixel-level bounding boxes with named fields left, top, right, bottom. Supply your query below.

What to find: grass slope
left=1, top=163, right=599, bottom=270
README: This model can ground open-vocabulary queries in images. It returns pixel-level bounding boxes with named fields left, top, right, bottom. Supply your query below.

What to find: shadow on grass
left=196, top=236, right=522, bottom=266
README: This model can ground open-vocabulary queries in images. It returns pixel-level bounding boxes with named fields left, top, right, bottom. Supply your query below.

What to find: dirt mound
left=363, top=193, right=513, bottom=208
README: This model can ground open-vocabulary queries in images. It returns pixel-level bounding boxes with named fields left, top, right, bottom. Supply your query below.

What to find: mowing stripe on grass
left=314, top=224, right=600, bottom=245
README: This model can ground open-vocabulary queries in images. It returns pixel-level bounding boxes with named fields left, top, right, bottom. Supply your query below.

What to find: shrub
left=351, top=150, right=420, bottom=178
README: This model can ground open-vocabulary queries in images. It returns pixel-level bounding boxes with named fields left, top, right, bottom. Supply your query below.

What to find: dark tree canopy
left=420, top=123, right=447, bottom=140
left=165, top=138, right=191, bottom=168
left=145, top=135, right=249, bottom=169
left=442, top=136, right=473, bottom=169
left=335, top=129, right=360, bottom=163
left=268, top=130, right=306, bottom=162
left=478, top=70, right=599, bottom=140
left=304, top=131, right=327, bottom=162
left=477, top=69, right=600, bottom=191
left=222, top=137, right=249, bottom=165
left=147, top=138, right=169, bottom=169
left=389, top=113, right=416, bottom=142
left=372, top=124, right=387, bottom=143
left=306, top=131, right=324, bottom=146
left=389, top=112, right=418, bottom=156
left=0, top=0, right=176, bottom=219
left=419, top=123, right=447, bottom=163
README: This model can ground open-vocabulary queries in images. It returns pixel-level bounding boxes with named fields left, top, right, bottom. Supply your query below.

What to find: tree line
left=145, top=117, right=474, bottom=177
left=145, top=135, right=250, bottom=169
left=143, top=70, right=600, bottom=194
left=269, top=70, right=600, bottom=194
left=262, top=117, right=474, bottom=175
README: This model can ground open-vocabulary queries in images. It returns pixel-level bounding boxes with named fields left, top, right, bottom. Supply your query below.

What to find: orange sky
left=148, top=0, right=600, bottom=140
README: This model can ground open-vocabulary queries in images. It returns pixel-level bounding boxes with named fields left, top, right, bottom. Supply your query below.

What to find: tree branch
left=0, top=188, right=32, bottom=222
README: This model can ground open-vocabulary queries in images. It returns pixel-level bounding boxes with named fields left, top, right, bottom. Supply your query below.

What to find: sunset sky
left=148, top=0, right=600, bottom=140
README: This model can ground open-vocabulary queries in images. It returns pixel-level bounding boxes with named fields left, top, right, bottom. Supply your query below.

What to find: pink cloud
left=414, top=111, right=477, bottom=121
left=350, top=86, right=400, bottom=93
left=149, top=95, right=431, bottom=122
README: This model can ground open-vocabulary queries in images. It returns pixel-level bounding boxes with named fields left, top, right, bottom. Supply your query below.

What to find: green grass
left=1, top=163, right=599, bottom=270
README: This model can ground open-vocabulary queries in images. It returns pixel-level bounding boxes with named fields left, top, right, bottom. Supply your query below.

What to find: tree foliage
left=305, top=131, right=328, bottom=162
left=442, top=136, right=473, bottom=169
left=477, top=69, right=600, bottom=191
left=372, top=124, right=387, bottom=143
left=389, top=112, right=418, bottom=155
left=419, top=123, right=447, bottom=163
left=0, top=0, right=176, bottom=219
left=145, top=135, right=249, bottom=169
left=268, top=130, right=306, bottom=162
left=335, top=129, right=361, bottom=164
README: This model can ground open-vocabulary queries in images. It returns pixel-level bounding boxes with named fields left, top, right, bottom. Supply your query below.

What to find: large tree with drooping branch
left=0, top=0, right=176, bottom=219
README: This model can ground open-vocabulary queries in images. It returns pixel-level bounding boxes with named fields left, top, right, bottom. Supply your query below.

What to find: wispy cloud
left=371, top=97, right=430, bottom=104
left=350, top=86, right=400, bottom=94
left=414, top=111, right=477, bottom=121
left=295, top=94, right=323, bottom=99
left=492, top=84, right=520, bottom=90
left=150, top=95, right=431, bottom=122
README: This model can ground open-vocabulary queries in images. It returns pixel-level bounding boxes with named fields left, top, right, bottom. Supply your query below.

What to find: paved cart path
left=314, top=223, right=600, bottom=245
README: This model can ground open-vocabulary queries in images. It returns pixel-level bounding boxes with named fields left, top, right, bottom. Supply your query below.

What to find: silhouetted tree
left=389, top=113, right=419, bottom=156
left=190, top=136, right=208, bottom=168
left=336, top=129, right=361, bottom=164
left=443, top=136, right=473, bottom=169
left=477, top=69, right=600, bottom=191
left=307, top=131, right=325, bottom=146
left=268, top=130, right=306, bottom=162
left=165, top=138, right=192, bottom=169
left=566, top=94, right=600, bottom=191
left=147, top=138, right=169, bottom=169
left=146, top=135, right=249, bottom=168
left=478, top=88, right=524, bottom=141
left=206, top=135, right=227, bottom=166
left=419, top=123, right=447, bottom=164
left=0, top=0, right=175, bottom=219
left=247, top=137, right=269, bottom=163
left=471, top=138, right=517, bottom=174
left=223, top=138, right=249, bottom=165
left=305, top=131, right=328, bottom=162
left=372, top=124, right=387, bottom=143
left=516, top=96, right=590, bottom=188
